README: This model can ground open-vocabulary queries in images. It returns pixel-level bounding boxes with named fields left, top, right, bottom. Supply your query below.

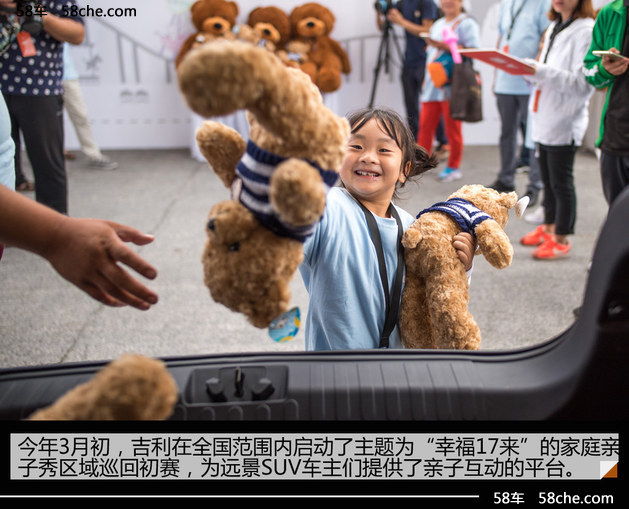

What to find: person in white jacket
left=519, top=0, right=595, bottom=260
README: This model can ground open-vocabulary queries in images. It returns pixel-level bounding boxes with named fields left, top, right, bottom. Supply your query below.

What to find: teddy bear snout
left=207, top=218, right=216, bottom=231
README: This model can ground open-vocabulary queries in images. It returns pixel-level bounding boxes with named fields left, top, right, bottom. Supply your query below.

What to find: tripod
left=368, top=18, right=405, bottom=107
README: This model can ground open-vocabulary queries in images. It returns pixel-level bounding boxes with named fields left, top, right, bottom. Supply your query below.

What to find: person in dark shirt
left=377, top=0, right=440, bottom=143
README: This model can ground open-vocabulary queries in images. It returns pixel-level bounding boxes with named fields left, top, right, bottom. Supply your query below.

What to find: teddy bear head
left=449, top=184, right=520, bottom=229
left=247, top=6, right=291, bottom=47
left=289, top=2, right=336, bottom=39
left=190, top=0, right=239, bottom=37
left=202, top=200, right=304, bottom=328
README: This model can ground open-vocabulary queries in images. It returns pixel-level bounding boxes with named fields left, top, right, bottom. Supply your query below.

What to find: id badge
left=17, top=31, right=36, bottom=57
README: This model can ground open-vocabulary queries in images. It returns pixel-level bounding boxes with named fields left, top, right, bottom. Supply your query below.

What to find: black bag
left=449, top=60, right=483, bottom=123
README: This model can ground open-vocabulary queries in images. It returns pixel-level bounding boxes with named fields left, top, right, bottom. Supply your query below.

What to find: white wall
left=64, top=0, right=610, bottom=151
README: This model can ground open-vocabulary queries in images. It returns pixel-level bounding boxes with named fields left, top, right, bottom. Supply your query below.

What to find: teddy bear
left=287, top=3, right=351, bottom=93
left=177, top=40, right=349, bottom=329
left=399, top=185, right=529, bottom=351
left=28, top=354, right=178, bottom=420
left=245, top=6, right=291, bottom=53
left=174, top=0, right=240, bottom=69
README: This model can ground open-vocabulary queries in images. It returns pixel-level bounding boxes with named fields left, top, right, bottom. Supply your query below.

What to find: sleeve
left=533, top=24, right=594, bottom=98
left=457, top=17, right=481, bottom=49
left=583, top=12, right=616, bottom=90
left=423, top=0, right=438, bottom=21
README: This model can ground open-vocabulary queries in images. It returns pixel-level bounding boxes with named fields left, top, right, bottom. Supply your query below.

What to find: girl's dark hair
left=346, top=107, right=438, bottom=198
left=548, top=0, right=595, bottom=21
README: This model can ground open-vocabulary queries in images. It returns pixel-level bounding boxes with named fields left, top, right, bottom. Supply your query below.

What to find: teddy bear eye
left=228, top=242, right=240, bottom=252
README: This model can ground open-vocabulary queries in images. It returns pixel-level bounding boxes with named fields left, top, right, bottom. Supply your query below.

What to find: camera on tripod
left=16, top=0, right=43, bottom=35
left=374, top=0, right=401, bottom=15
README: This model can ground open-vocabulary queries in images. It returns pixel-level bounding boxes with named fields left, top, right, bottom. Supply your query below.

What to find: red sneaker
left=533, top=239, right=571, bottom=260
left=520, top=225, right=552, bottom=246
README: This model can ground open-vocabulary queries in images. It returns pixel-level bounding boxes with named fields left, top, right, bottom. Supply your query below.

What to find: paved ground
left=0, top=143, right=609, bottom=368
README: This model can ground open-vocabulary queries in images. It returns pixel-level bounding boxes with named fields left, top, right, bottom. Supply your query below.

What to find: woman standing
left=520, top=0, right=595, bottom=259
left=418, top=0, right=480, bottom=182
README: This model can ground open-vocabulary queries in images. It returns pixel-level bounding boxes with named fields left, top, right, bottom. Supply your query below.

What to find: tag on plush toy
left=268, top=307, right=300, bottom=342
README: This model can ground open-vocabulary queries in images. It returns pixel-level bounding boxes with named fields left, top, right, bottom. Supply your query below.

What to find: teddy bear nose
left=263, top=28, right=272, bottom=36
left=207, top=218, right=216, bottom=231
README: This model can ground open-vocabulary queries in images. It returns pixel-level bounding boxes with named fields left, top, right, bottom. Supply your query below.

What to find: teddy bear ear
left=515, top=195, right=529, bottom=218
left=499, top=191, right=519, bottom=210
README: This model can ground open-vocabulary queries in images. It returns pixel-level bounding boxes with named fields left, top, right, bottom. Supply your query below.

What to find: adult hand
left=453, top=232, right=476, bottom=272
left=602, top=48, right=629, bottom=76
left=386, top=8, right=404, bottom=26
left=43, top=218, right=159, bottom=310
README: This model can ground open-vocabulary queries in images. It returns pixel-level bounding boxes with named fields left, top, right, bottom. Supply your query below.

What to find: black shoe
left=487, top=180, right=516, bottom=193
left=524, top=189, right=539, bottom=208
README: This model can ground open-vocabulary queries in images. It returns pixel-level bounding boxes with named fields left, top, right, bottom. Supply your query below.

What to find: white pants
left=62, top=79, right=102, bottom=161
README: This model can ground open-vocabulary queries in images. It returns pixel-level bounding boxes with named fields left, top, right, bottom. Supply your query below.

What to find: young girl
left=299, top=107, right=475, bottom=351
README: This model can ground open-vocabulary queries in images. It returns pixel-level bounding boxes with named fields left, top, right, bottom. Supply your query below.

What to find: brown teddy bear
left=400, top=185, right=528, bottom=351
left=246, top=6, right=291, bottom=52
left=177, top=40, right=349, bottom=329
left=28, top=354, right=178, bottom=420
left=175, top=0, right=240, bottom=69
left=288, top=3, right=351, bottom=93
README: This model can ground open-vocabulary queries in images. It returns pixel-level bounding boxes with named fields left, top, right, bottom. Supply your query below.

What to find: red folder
left=459, top=48, right=536, bottom=75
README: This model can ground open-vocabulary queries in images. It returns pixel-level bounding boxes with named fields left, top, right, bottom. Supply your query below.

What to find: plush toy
left=174, top=0, right=240, bottom=69
left=246, top=6, right=291, bottom=52
left=177, top=40, right=349, bottom=329
left=288, top=3, right=351, bottom=93
left=400, top=185, right=528, bottom=350
left=28, top=354, right=178, bottom=420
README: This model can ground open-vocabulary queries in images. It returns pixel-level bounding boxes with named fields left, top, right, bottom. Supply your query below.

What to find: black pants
left=537, top=143, right=577, bottom=236
left=3, top=93, right=67, bottom=214
left=600, top=151, right=629, bottom=207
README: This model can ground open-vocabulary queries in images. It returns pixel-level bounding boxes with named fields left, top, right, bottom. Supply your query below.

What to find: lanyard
left=543, top=18, right=576, bottom=63
left=356, top=199, right=405, bottom=349
left=506, top=0, right=526, bottom=43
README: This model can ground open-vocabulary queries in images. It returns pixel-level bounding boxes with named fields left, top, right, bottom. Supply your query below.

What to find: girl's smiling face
left=339, top=117, right=409, bottom=217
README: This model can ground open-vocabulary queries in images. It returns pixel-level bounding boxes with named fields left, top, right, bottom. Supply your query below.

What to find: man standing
left=583, top=0, right=629, bottom=206
left=379, top=1, right=438, bottom=141
left=0, top=0, right=84, bottom=213
left=488, top=0, right=550, bottom=206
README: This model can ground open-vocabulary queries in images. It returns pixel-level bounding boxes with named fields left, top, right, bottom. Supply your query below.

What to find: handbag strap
left=431, top=15, right=467, bottom=62
left=355, top=199, right=405, bottom=349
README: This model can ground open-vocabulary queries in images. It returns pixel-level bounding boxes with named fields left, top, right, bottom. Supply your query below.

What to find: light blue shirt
left=495, top=0, right=551, bottom=95
left=62, top=43, right=79, bottom=81
left=421, top=14, right=481, bottom=103
left=300, top=188, right=415, bottom=351
left=0, top=94, right=15, bottom=190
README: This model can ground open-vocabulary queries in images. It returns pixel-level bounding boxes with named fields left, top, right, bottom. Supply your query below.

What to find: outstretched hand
left=43, top=218, right=159, bottom=310
left=453, top=232, right=476, bottom=272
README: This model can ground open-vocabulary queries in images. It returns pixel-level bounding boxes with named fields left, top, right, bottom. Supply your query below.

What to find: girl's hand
left=453, top=232, right=476, bottom=272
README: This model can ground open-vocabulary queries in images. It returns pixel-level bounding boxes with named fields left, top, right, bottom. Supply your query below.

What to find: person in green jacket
left=583, top=0, right=629, bottom=206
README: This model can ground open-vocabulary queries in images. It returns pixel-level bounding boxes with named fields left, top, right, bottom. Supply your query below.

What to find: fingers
left=100, top=243, right=159, bottom=310
left=453, top=232, right=476, bottom=272
left=108, top=221, right=155, bottom=246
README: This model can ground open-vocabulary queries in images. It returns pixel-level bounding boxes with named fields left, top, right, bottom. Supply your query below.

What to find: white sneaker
left=441, top=169, right=462, bottom=182
left=524, top=206, right=544, bottom=225
left=88, top=157, right=119, bottom=170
